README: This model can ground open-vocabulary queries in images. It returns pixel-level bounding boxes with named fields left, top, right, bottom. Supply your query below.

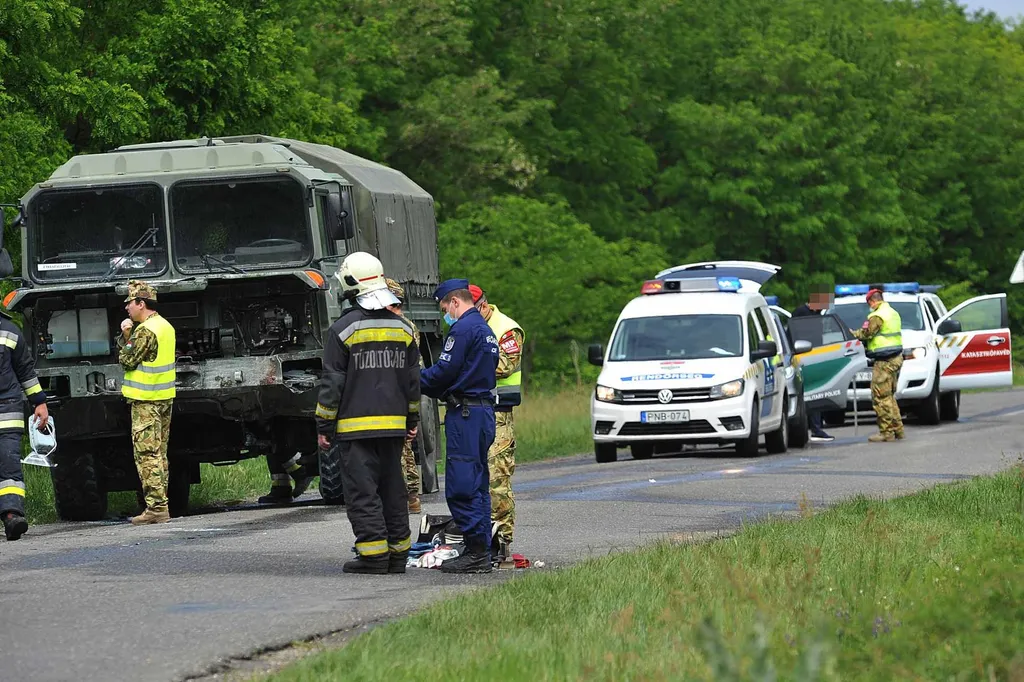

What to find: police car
left=587, top=261, right=821, bottom=462
left=827, top=282, right=1013, bottom=424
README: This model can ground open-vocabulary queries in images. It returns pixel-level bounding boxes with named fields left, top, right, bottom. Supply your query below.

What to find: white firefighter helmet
left=336, top=252, right=399, bottom=310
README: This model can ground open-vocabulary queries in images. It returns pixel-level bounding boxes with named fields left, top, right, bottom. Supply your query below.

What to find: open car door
left=656, top=260, right=780, bottom=293
left=935, top=293, right=1012, bottom=390
left=787, top=313, right=867, bottom=411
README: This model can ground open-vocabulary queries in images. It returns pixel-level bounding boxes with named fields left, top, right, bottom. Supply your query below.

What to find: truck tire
left=765, top=393, right=789, bottom=454
left=318, top=442, right=345, bottom=505
left=630, top=443, right=654, bottom=460
left=167, top=461, right=191, bottom=518
left=917, top=370, right=941, bottom=426
left=788, top=394, right=809, bottom=449
left=419, top=395, right=440, bottom=494
left=595, top=442, right=617, bottom=463
left=940, top=389, right=961, bottom=421
left=50, top=446, right=108, bottom=522
left=735, top=401, right=760, bottom=457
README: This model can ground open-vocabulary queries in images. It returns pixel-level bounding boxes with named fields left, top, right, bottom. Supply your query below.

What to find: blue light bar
left=764, top=295, right=779, bottom=306
left=884, top=282, right=920, bottom=293
left=717, top=277, right=741, bottom=292
left=835, top=282, right=921, bottom=297
left=835, top=284, right=871, bottom=296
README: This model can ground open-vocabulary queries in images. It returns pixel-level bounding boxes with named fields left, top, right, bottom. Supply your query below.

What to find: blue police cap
left=434, top=278, right=470, bottom=302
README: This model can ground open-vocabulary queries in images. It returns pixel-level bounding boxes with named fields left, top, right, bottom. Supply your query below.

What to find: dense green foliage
left=2, top=0, right=1023, bottom=385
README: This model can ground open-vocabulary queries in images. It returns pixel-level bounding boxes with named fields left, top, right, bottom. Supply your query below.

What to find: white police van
left=587, top=261, right=816, bottom=462
left=828, top=282, right=1012, bottom=424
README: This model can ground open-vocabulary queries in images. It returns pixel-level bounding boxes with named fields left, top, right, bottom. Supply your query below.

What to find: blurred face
left=808, top=292, right=833, bottom=310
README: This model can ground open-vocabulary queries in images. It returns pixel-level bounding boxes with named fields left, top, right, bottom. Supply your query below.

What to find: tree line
left=2, top=0, right=1022, bottom=386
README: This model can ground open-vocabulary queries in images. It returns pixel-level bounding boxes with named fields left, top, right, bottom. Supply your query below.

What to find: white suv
left=827, top=282, right=1013, bottom=425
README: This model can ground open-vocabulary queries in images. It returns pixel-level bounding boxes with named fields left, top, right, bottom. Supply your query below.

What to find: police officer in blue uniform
left=421, top=279, right=499, bottom=574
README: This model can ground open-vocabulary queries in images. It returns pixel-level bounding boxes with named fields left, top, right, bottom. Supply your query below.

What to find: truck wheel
left=630, top=443, right=654, bottom=460
left=735, top=401, right=760, bottom=457
left=917, top=371, right=941, bottom=426
left=765, top=393, right=789, bottom=454
left=318, top=442, right=345, bottom=505
left=50, top=446, right=108, bottom=522
left=939, top=389, right=961, bottom=421
left=788, top=394, right=809, bottom=449
left=167, top=461, right=192, bottom=518
left=595, top=442, right=617, bottom=464
left=418, top=395, right=441, bottom=494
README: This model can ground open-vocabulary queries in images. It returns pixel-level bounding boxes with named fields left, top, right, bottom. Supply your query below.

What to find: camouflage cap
left=385, top=277, right=405, bottom=300
left=124, top=279, right=158, bottom=303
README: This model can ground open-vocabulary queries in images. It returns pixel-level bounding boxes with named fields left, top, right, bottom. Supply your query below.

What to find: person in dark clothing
left=793, top=287, right=834, bottom=442
left=315, top=252, right=421, bottom=575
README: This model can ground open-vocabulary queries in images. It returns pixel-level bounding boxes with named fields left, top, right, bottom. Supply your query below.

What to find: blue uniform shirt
left=421, top=307, right=498, bottom=400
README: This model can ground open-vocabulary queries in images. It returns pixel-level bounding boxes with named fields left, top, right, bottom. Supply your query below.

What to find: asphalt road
left=3, top=389, right=1024, bottom=682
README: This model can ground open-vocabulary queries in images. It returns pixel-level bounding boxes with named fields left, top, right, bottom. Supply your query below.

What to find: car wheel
left=595, top=442, right=617, bottom=464
left=765, top=392, right=789, bottom=454
left=917, top=369, right=941, bottom=425
left=735, top=400, right=760, bottom=457
left=630, top=443, right=654, bottom=460
left=939, top=389, right=960, bottom=421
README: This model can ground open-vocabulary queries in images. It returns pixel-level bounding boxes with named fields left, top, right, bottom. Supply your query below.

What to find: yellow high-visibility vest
left=122, top=314, right=176, bottom=401
left=866, top=301, right=903, bottom=358
left=486, top=306, right=524, bottom=407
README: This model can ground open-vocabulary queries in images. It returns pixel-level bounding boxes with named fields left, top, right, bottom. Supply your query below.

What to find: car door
left=935, top=293, right=1013, bottom=390
left=787, top=313, right=868, bottom=411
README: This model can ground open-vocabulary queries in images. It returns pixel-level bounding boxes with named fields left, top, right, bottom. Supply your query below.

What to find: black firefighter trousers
left=0, top=431, right=26, bottom=516
left=339, top=437, right=411, bottom=558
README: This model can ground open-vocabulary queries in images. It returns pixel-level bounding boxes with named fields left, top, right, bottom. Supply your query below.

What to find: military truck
left=0, top=135, right=443, bottom=520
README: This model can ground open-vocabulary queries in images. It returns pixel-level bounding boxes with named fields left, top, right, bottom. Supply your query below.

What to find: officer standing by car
left=468, top=284, right=524, bottom=561
left=851, top=287, right=905, bottom=442
left=118, top=280, right=176, bottom=525
left=793, top=285, right=835, bottom=442
left=0, top=303, right=50, bottom=540
left=421, top=279, right=499, bottom=574
left=385, top=277, right=425, bottom=514
left=315, top=253, right=421, bottom=574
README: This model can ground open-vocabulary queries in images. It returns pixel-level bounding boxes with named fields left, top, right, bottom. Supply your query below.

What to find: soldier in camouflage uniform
left=386, top=278, right=424, bottom=514
left=469, top=285, right=524, bottom=560
left=118, top=280, right=176, bottom=525
left=851, top=288, right=905, bottom=442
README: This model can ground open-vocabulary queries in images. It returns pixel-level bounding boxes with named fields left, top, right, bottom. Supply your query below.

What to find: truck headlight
left=710, top=379, right=744, bottom=399
left=903, top=346, right=926, bottom=360
left=595, top=385, right=621, bottom=403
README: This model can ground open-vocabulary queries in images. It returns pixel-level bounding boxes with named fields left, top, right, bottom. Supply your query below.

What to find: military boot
left=441, top=539, right=492, bottom=574
left=258, top=477, right=293, bottom=504
left=290, top=468, right=315, bottom=499
left=893, top=429, right=905, bottom=440
left=343, top=554, right=390, bottom=575
left=389, top=551, right=410, bottom=574
left=868, top=432, right=895, bottom=443
left=131, top=508, right=170, bottom=525
left=408, top=492, right=421, bottom=514
left=3, top=512, right=28, bottom=540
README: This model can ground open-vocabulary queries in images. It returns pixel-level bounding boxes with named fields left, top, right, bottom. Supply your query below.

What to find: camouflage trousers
left=402, top=436, right=420, bottom=496
left=488, top=410, right=516, bottom=543
left=131, top=399, right=172, bottom=513
left=871, top=355, right=904, bottom=436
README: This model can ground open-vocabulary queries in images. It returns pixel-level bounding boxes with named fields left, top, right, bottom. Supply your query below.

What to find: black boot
left=389, top=551, right=409, bottom=574
left=3, top=512, right=28, bottom=541
left=441, top=539, right=492, bottom=574
left=257, top=485, right=292, bottom=505
left=343, top=554, right=390, bottom=575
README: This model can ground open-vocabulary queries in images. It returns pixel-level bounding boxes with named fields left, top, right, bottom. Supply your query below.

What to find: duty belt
left=444, top=395, right=492, bottom=417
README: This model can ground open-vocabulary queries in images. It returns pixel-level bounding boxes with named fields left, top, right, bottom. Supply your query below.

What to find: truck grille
left=620, top=388, right=711, bottom=404
left=617, top=420, right=715, bottom=436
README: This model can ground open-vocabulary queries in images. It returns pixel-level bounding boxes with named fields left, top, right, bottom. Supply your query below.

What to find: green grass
left=23, top=389, right=592, bottom=525
left=262, top=465, right=1024, bottom=682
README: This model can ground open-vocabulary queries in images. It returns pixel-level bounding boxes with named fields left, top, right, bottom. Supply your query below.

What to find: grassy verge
left=263, top=466, right=1024, bottom=682
left=24, top=389, right=591, bottom=525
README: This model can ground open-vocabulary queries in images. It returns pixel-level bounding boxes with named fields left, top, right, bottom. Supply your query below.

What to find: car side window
left=753, top=306, right=773, bottom=341
left=788, top=313, right=850, bottom=348
left=746, top=312, right=761, bottom=353
left=924, top=300, right=940, bottom=327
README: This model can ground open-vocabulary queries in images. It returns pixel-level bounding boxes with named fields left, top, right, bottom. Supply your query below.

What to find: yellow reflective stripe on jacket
left=0, top=330, right=17, bottom=350
left=315, top=403, right=338, bottom=420
left=0, top=479, right=26, bottom=497
left=335, top=415, right=406, bottom=434
left=389, top=537, right=412, bottom=553
left=0, top=411, right=25, bottom=430
left=355, top=539, right=389, bottom=556
left=346, top=328, right=413, bottom=346
left=122, top=314, right=177, bottom=401
left=22, top=378, right=43, bottom=396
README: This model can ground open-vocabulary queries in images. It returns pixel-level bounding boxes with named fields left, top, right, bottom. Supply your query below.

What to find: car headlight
left=595, top=385, right=621, bottom=403
left=903, top=346, right=926, bottom=360
left=709, top=379, right=744, bottom=399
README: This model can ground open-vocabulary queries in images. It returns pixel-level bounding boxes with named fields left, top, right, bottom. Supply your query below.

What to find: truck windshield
left=608, top=314, right=743, bottom=361
left=28, top=184, right=168, bottom=282
left=832, top=302, right=925, bottom=331
left=170, top=176, right=312, bottom=272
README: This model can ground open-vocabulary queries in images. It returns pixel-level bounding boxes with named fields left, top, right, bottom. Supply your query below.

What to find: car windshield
left=28, top=184, right=168, bottom=282
left=831, top=301, right=925, bottom=331
left=171, top=176, right=312, bottom=272
left=608, top=314, right=743, bottom=361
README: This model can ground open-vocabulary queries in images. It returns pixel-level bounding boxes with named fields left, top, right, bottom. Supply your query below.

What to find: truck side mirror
left=587, top=344, right=604, bottom=366
left=325, top=190, right=356, bottom=242
left=937, top=318, right=961, bottom=335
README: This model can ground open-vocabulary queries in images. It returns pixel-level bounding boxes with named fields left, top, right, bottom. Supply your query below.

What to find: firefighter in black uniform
left=0, top=307, right=50, bottom=540
left=315, top=252, right=421, bottom=575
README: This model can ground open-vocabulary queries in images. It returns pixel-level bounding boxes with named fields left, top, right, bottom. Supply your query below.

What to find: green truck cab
left=1, top=135, right=443, bottom=520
